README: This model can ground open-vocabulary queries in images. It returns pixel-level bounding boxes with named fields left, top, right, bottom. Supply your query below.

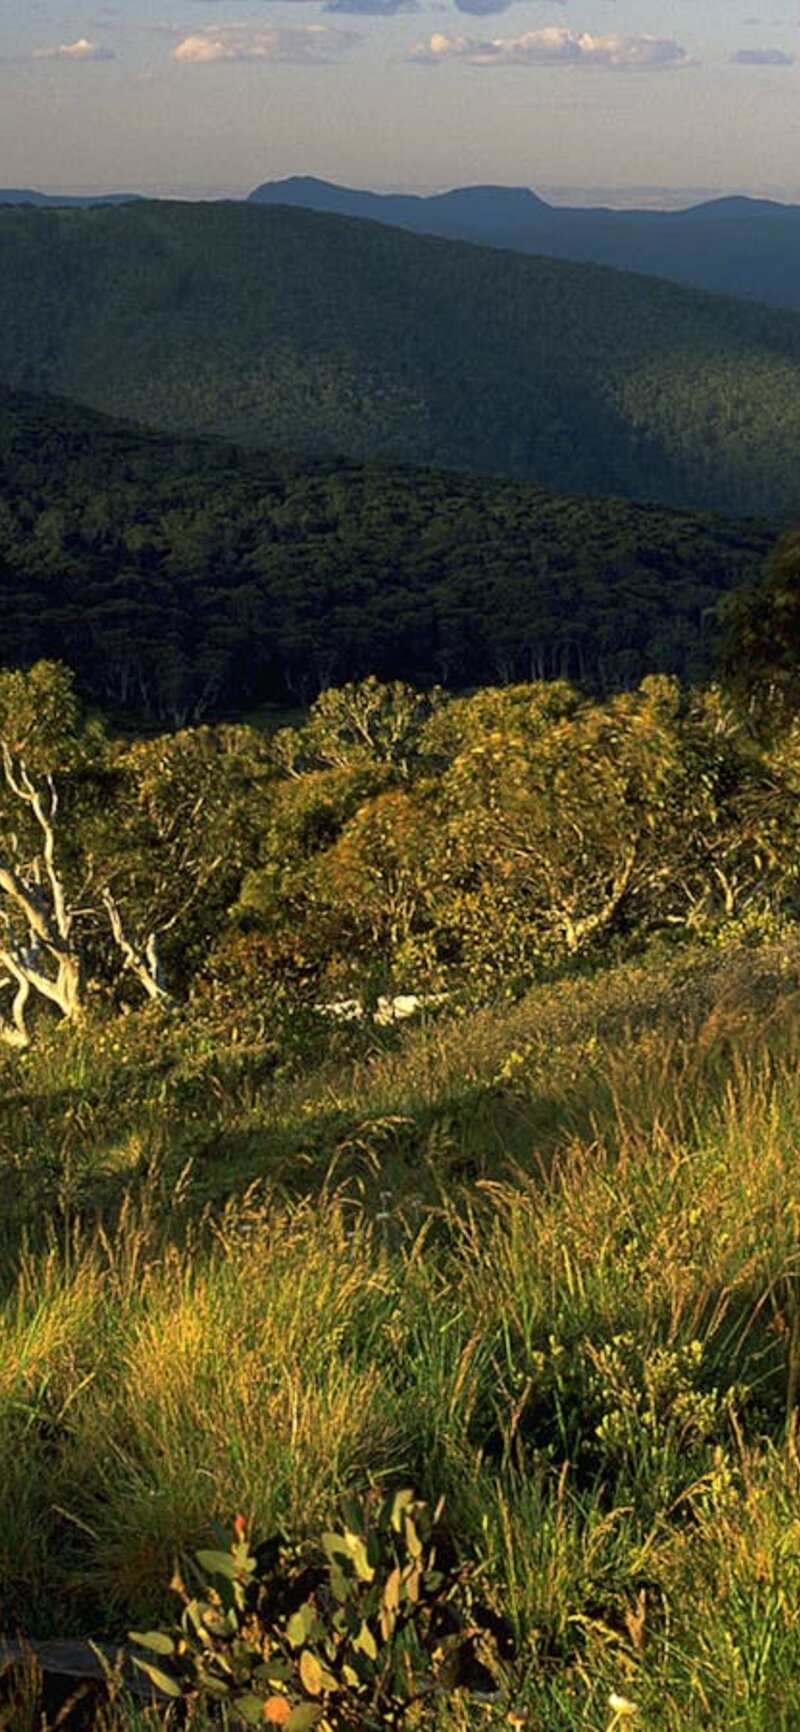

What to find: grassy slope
left=1, top=203, right=800, bottom=515
left=4, top=937, right=800, bottom=1724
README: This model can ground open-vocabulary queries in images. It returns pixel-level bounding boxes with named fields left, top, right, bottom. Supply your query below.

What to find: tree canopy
left=0, top=386, right=775, bottom=726
left=1, top=202, right=800, bottom=517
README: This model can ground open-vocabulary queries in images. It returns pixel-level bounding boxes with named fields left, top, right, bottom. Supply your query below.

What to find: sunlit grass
left=4, top=939, right=800, bottom=1721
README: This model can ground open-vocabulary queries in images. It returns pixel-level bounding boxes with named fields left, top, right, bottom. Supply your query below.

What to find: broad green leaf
left=196, top=1670, right=234, bottom=1698
left=129, top=1631, right=175, bottom=1657
left=354, top=1622, right=377, bottom=1661
left=286, top=1604, right=316, bottom=1648
left=263, top=1660, right=292, bottom=1685
left=328, top=1562, right=349, bottom=1603
left=197, top=1548, right=248, bottom=1581
left=404, top=1517, right=422, bottom=1560
left=299, top=1650, right=324, bottom=1696
left=235, top=1693, right=271, bottom=1726
left=130, top=1655, right=182, bottom=1699
left=382, top=1567, right=401, bottom=1614
left=183, top=1598, right=210, bottom=1634
left=342, top=1531, right=374, bottom=1582
left=322, top=1533, right=351, bottom=1568
left=390, top=1490, right=417, bottom=1533
left=286, top=1705, right=324, bottom=1731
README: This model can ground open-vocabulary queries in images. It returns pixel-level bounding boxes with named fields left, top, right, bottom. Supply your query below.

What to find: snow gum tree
left=0, top=663, right=177, bottom=1046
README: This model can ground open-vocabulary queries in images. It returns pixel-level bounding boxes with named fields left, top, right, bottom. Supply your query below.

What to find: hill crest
left=1, top=198, right=799, bottom=519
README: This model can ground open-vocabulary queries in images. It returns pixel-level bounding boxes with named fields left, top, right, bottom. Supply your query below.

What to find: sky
left=2, top=0, right=800, bottom=202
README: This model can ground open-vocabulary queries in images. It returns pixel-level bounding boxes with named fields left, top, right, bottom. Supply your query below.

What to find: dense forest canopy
left=0, top=386, right=775, bottom=725
left=7, top=179, right=800, bottom=314
left=2, top=202, right=800, bottom=517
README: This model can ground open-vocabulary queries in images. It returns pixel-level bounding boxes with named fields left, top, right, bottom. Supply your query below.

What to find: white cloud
left=171, top=24, right=358, bottom=62
left=172, top=33, right=235, bottom=62
left=32, top=37, right=116, bottom=61
left=729, top=46, right=795, bottom=64
left=408, top=27, right=692, bottom=69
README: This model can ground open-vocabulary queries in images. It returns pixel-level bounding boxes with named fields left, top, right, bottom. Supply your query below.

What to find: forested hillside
left=250, top=177, right=800, bottom=314
left=2, top=202, right=800, bottom=516
left=0, top=387, right=774, bottom=723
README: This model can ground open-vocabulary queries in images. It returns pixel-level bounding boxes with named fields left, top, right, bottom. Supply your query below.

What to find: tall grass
left=4, top=939, right=800, bottom=1723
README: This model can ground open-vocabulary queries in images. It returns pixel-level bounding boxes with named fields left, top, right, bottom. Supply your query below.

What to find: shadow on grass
left=2, top=934, right=800, bottom=1267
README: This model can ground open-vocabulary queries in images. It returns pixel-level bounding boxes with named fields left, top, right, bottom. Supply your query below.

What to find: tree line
left=3, top=556, right=800, bottom=1044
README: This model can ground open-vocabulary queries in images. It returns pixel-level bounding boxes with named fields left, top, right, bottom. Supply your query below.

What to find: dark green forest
left=0, top=385, right=775, bottom=724
left=2, top=200, right=800, bottom=517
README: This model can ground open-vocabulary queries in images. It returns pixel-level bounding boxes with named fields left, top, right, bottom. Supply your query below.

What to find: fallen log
left=0, top=1636, right=173, bottom=1726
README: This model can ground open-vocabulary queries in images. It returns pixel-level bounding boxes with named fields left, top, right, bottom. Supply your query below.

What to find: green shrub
left=131, top=1489, right=509, bottom=1728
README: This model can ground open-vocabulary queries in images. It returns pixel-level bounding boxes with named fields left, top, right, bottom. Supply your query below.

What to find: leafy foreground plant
left=130, top=1489, right=511, bottom=1728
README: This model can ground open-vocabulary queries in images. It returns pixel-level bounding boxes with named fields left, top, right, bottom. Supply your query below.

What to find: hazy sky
left=2, top=0, right=800, bottom=200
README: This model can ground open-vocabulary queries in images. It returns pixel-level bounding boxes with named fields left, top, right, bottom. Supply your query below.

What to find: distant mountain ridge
left=248, top=176, right=552, bottom=230
left=248, top=177, right=800, bottom=312
left=1, top=199, right=800, bottom=518
left=0, top=189, right=141, bottom=208
left=6, top=178, right=800, bottom=312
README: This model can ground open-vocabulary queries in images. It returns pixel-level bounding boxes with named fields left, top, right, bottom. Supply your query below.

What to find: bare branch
left=0, top=743, right=175, bottom=1044
left=1, top=744, right=70, bottom=941
left=102, top=890, right=173, bottom=1004
left=0, top=745, right=82, bottom=1030
left=0, top=952, right=31, bottom=1047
